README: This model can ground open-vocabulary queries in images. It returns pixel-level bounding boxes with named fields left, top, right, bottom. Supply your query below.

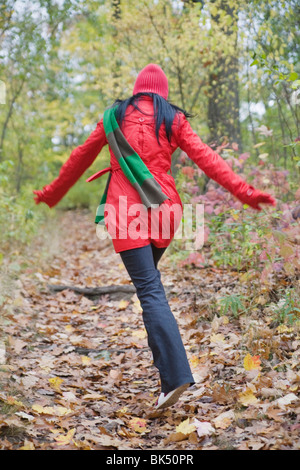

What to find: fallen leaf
left=82, top=393, right=106, bottom=401
left=109, top=369, right=123, bottom=383
left=48, top=377, right=64, bottom=393
left=131, top=329, right=147, bottom=339
left=53, top=428, right=76, bottom=446
left=21, top=375, right=39, bottom=389
left=128, top=417, right=148, bottom=434
left=61, top=391, right=79, bottom=403
left=9, top=338, right=27, bottom=354
left=6, top=396, right=25, bottom=408
left=81, top=356, right=92, bottom=365
left=19, top=440, right=35, bottom=450
left=15, top=411, right=35, bottom=421
left=118, top=300, right=129, bottom=310
left=210, top=333, right=225, bottom=344
left=243, top=353, right=261, bottom=371
left=65, top=324, right=75, bottom=334
left=32, top=404, right=73, bottom=416
left=190, top=355, right=201, bottom=368
left=194, top=419, right=215, bottom=438
left=276, top=393, right=298, bottom=408
left=213, top=410, right=235, bottom=429
left=131, top=295, right=143, bottom=313
left=81, top=433, right=123, bottom=448
left=115, top=406, right=129, bottom=417
left=176, top=418, right=196, bottom=435
left=266, top=406, right=285, bottom=422
left=238, top=388, right=259, bottom=406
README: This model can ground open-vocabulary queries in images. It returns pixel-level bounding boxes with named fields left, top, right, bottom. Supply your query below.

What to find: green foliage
left=0, top=160, right=50, bottom=251
left=175, top=140, right=299, bottom=289
left=218, top=294, right=246, bottom=318
left=58, top=176, right=106, bottom=210
left=207, top=208, right=260, bottom=270
left=241, top=0, right=299, bottom=169
left=271, top=288, right=300, bottom=325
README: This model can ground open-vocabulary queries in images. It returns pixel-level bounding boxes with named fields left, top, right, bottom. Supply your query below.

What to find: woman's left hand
left=241, top=186, right=276, bottom=210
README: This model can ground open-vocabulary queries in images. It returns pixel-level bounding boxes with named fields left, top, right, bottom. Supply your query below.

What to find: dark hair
left=112, top=93, right=192, bottom=144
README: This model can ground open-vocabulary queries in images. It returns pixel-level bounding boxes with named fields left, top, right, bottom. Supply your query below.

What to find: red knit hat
left=133, top=64, right=168, bottom=100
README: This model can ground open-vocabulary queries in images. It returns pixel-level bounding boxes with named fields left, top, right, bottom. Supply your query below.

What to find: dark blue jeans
left=120, top=244, right=194, bottom=394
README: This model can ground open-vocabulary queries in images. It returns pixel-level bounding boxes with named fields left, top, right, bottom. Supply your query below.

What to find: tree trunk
left=111, top=0, right=121, bottom=95
left=188, top=0, right=241, bottom=148
left=0, top=78, right=25, bottom=162
left=207, top=1, right=241, bottom=148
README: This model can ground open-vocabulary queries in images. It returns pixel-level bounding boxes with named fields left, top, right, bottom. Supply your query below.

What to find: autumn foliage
left=0, top=208, right=299, bottom=450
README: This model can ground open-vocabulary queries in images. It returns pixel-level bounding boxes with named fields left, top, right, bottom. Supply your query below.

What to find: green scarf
left=95, top=106, right=169, bottom=224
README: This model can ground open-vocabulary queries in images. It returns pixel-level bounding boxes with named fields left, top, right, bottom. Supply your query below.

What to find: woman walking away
left=33, top=64, right=276, bottom=410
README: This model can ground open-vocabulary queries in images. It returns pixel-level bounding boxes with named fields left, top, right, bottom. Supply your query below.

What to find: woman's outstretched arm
left=175, top=115, right=276, bottom=211
left=33, top=119, right=107, bottom=208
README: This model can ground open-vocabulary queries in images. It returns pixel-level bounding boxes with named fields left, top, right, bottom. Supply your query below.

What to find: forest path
left=0, top=210, right=299, bottom=450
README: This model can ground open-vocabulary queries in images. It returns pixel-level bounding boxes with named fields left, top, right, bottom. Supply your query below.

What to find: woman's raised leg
left=120, top=244, right=194, bottom=394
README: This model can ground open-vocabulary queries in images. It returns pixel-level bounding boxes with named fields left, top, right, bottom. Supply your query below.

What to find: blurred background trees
left=0, top=0, right=299, bottom=249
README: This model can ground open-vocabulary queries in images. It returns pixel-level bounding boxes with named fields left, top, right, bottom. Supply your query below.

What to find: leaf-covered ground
left=0, top=210, right=299, bottom=450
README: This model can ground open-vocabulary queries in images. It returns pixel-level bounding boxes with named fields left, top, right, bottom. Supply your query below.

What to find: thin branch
left=0, top=77, right=25, bottom=161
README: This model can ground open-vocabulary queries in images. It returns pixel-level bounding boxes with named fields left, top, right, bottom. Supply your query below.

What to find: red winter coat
left=34, top=96, right=275, bottom=252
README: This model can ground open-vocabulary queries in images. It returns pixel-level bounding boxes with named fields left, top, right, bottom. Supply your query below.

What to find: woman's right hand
left=33, top=189, right=43, bottom=205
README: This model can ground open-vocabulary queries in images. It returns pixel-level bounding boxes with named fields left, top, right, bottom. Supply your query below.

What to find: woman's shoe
left=155, top=383, right=190, bottom=410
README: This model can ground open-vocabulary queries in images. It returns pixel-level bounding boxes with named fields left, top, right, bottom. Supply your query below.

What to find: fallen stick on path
left=47, top=283, right=136, bottom=298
